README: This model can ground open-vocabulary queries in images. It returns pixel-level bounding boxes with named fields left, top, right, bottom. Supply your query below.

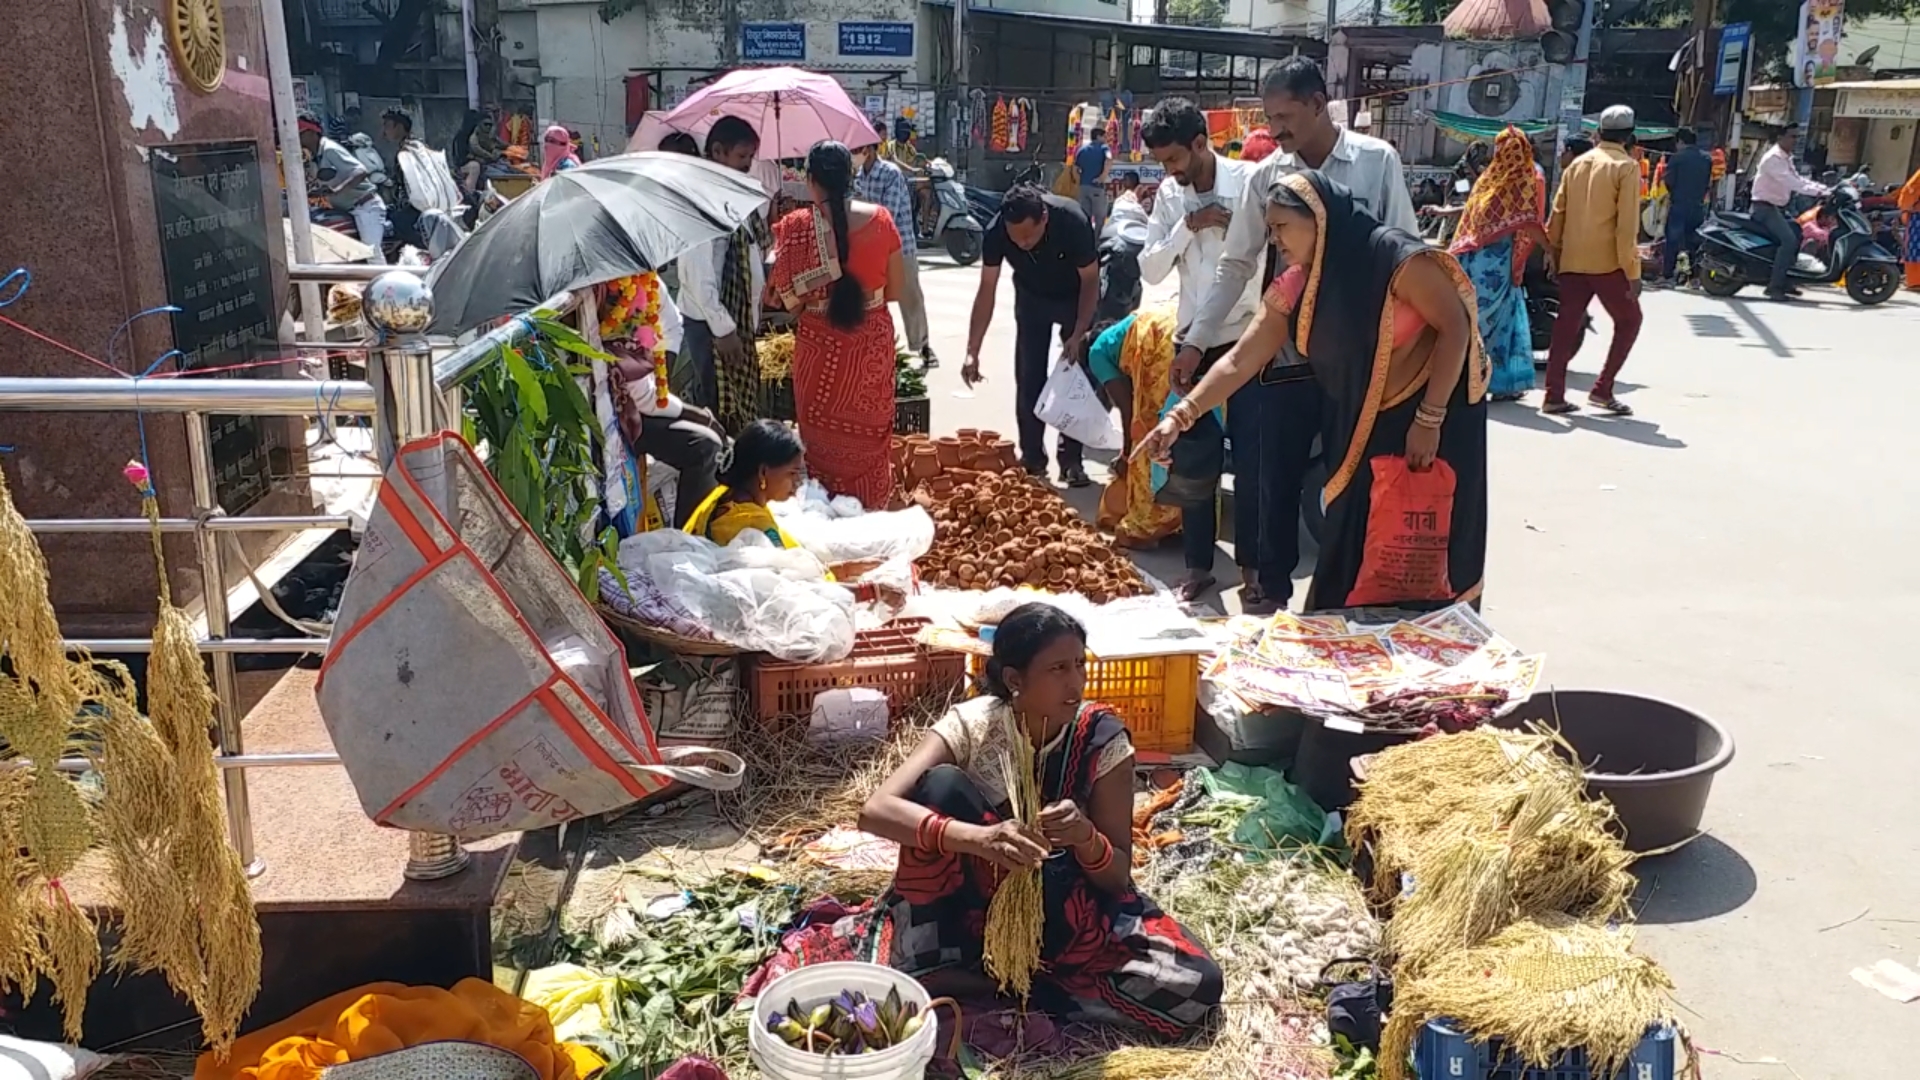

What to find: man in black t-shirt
left=963, top=185, right=1100, bottom=486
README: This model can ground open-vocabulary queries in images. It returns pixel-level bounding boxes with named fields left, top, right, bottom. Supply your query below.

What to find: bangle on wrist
left=1077, top=834, right=1115, bottom=873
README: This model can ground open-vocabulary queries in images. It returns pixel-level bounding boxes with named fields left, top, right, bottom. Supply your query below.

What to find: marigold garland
left=600, top=273, right=669, bottom=408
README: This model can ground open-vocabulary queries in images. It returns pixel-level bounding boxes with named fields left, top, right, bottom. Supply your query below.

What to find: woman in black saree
left=1137, top=170, right=1489, bottom=611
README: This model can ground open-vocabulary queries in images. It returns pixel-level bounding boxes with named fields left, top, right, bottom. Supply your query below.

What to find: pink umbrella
left=626, top=66, right=881, bottom=160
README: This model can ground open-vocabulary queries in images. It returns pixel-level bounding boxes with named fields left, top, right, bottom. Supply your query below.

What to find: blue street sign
left=742, top=23, right=806, bottom=62
left=1714, top=23, right=1751, bottom=97
left=838, top=21, right=914, bottom=58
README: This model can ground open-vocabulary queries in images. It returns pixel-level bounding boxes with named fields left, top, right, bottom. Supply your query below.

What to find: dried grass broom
left=1380, top=915, right=1674, bottom=1080
left=982, top=706, right=1044, bottom=998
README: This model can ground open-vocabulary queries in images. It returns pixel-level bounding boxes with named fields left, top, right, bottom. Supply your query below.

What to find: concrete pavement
left=894, top=251, right=1920, bottom=1077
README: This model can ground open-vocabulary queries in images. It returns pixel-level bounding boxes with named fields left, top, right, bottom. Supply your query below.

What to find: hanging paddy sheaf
left=0, top=462, right=259, bottom=1052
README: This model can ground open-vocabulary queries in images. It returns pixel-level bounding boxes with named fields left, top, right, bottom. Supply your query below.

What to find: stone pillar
left=0, top=0, right=309, bottom=635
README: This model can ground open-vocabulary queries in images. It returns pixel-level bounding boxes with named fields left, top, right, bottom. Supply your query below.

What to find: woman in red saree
left=769, top=141, right=909, bottom=510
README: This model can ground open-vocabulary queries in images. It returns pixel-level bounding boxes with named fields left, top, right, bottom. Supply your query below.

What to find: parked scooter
left=914, top=157, right=984, bottom=265
left=1695, top=181, right=1903, bottom=305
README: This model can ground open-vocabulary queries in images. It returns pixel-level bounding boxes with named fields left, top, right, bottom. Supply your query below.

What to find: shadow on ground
left=1630, top=834, right=1758, bottom=925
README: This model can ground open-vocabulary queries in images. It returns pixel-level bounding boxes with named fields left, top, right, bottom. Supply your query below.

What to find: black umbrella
left=424, top=152, right=768, bottom=333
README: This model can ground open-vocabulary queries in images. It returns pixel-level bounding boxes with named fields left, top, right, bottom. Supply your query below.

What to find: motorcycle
left=1695, top=181, right=1903, bottom=306
left=913, top=157, right=984, bottom=265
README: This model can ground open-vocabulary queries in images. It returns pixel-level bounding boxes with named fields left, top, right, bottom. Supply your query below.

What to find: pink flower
left=123, top=460, right=151, bottom=489
left=634, top=326, right=658, bottom=350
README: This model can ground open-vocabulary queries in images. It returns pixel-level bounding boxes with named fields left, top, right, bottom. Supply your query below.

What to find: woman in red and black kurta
left=857, top=603, right=1222, bottom=1039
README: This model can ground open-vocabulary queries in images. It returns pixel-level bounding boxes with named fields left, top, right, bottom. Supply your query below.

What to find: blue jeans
left=1663, top=200, right=1705, bottom=279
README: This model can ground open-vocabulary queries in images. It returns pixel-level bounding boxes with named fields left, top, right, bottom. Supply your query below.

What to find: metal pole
left=1553, top=0, right=1599, bottom=185
left=184, top=412, right=262, bottom=879
left=258, top=0, right=326, bottom=335
left=462, top=0, right=482, bottom=110
left=954, top=0, right=967, bottom=180
left=66, top=636, right=332, bottom=654
left=0, top=378, right=376, bottom=415
left=363, top=272, right=471, bottom=883
left=30, top=515, right=352, bottom=535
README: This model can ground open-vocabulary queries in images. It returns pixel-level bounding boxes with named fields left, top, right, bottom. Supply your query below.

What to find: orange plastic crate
left=964, top=651, right=1199, bottom=754
left=749, top=618, right=967, bottom=721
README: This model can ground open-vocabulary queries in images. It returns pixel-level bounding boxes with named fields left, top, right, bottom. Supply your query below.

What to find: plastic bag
left=1346, top=456, right=1455, bottom=608
left=1033, top=348, right=1122, bottom=451
left=616, top=530, right=857, bottom=663
left=1202, top=762, right=1341, bottom=853
left=773, top=485, right=936, bottom=564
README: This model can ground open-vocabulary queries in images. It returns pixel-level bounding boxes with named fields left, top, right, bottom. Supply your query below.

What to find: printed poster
left=1791, top=0, right=1846, bottom=88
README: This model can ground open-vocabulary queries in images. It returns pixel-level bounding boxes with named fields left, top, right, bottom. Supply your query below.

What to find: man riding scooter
left=1748, top=123, right=1827, bottom=301
left=300, top=113, right=389, bottom=264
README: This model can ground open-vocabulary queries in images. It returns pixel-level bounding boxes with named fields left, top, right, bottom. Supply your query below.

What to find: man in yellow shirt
left=1543, top=104, right=1643, bottom=417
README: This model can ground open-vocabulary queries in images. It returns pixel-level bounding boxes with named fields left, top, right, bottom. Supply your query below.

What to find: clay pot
left=909, top=447, right=941, bottom=483
left=956, top=428, right=980, bottom=443
left=989, top=439, right=1017, bottom=470
left=929, top=475, right=956, bottom=497
left=934, top=436, right=964, bottom=469
left=979, top=430, right=1001, bottom=443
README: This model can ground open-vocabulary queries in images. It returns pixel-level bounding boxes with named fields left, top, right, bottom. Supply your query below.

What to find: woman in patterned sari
left=1138, top=171, right=1488, bottom=612
left=1449, top=125, right=1547, bottom=400
left=857, top=603, right=1222, bottom=1038
left=769, top=141, right=907, bottom=510
left=1090, top=305, right=1183, bottom=548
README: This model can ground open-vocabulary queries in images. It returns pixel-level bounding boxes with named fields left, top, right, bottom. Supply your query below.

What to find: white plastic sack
left=317, top=433, right=742, bottom=840
left=398, top=142, right=463, bottom=213
left=773, top=483, right=936, bottom=565
left=1033, top=347, right=1123, bottom=451
left=615, top=529, right=857, bottom=663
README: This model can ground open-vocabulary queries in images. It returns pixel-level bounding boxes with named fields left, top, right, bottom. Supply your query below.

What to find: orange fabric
left=773, top=206, right=903, bottom=509
left=194, top=979, right=603, bottom=1080
left=1449, top=126, right=1542, bottom=282
left=1267, top=265, right=1427, bottom=350
left=1897, top=167, right=1920, bottom=214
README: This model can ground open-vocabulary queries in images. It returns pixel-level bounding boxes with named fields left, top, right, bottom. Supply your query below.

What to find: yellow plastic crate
left=966, top=652, right=1198, bottom=754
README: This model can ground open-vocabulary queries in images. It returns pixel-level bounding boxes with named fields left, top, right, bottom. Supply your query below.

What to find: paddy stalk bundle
left=982, top=707, right=1044, bottom=997
left=0, top=464, right=260, bottom=1052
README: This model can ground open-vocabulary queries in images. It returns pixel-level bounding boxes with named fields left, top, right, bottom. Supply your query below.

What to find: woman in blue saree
left=1449, top=126, right=1548, bottom=402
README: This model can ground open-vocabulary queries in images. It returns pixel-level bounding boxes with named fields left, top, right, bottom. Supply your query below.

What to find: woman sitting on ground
left=857, top=603, right=1223, bottom=1038
left=684, top=420, right=902, bottom=604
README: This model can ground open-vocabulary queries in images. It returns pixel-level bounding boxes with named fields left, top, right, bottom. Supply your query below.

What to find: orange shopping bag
left=1346, top=455, right=1455, bottom=608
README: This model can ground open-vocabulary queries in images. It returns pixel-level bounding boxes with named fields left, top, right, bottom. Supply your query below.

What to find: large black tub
left=1495, top=690, right=1734, bottom=853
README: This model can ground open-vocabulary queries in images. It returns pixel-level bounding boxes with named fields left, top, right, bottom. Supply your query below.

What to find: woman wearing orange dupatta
left=1899, top=164, right=1920, bottom=290
left=770, top=141, right=909, bottom=510
left=1091, top=304, right=1182, bottom=547
left=1449, top=126, right=1549, bottom=401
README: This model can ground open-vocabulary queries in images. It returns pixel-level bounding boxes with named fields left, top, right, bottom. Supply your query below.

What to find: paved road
left=893, top=253, right=1920, bottom=1077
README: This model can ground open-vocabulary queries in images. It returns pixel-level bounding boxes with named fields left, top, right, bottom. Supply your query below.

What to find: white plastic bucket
left=748, top=962, right=941, bottom=1080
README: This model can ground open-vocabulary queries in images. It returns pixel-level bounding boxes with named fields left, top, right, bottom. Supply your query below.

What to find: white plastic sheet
left=1033, top=346, right=1122, bottom=451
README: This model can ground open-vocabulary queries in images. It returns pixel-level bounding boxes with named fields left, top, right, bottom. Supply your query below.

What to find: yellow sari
left=1096, top=305, right=1183, bottom=547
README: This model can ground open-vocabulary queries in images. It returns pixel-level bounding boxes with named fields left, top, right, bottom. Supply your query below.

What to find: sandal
left=1540, top=400, right=1578, bottom=416
left=1176, top=574, right=1217, bottom=603
left=1588, top=396, right=1634, bottom=417
left=1240, top=584, right=1280, bottom=617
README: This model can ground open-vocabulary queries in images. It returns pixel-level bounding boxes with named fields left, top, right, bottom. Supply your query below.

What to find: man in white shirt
left=1748, top=123, right=1829, bottom=301
left=1138, top=97, right=1286, bottom=608
left=675, top=116, right=768, bottom=433
left=1183, top=56, right=1418, bottom=359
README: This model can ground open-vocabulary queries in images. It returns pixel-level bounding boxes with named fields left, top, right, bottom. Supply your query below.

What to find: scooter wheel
left=1845, top=264, right=1900, bottom=306
left=945, top=230, right=981, bottom=266
left=1700, top=262, right=1745, bottom=298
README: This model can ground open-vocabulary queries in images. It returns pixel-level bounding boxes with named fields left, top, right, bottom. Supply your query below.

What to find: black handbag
left=1321, top=958, right=1395, bottom=1052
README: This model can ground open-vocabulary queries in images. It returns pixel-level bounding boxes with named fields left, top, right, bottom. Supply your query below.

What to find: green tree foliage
left=1168, top=0, right=1229, bottom=27
left=1391, top=0, right=1920, bottom=71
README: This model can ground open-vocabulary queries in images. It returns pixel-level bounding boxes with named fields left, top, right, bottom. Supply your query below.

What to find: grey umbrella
left=424, top=152, right=769, bottom=333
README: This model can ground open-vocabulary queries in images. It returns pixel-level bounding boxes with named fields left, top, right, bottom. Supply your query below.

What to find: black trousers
left=636, top=412, right=721, bottom=528
left=1014, top=292, right=1083, bottom=472
left=1182, top=367, right=1322, bottom=606
left=1752, top=202, right=1802, bottom=296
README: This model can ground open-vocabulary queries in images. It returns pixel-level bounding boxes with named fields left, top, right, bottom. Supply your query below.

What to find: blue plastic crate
left=1414, top=1019, right=1676, bottom=1080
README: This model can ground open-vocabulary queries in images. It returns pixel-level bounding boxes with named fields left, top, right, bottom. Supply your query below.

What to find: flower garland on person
left=599, top=272, right=670, bottom=409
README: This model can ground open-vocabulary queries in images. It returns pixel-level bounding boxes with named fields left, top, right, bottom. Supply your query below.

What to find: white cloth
left=350, top=197, right=388, bottom=264
left=1189, top=127, right=1418, bottom=343
left=1751, top=143, right=1825, bottom=207
left=1138, top=155, right=1263, bottom=349
left=676, top=228, right=764, bottom=339
left=931, top=696, right=1135, bottom=809
left=397, top=141, right=462, bottom=213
